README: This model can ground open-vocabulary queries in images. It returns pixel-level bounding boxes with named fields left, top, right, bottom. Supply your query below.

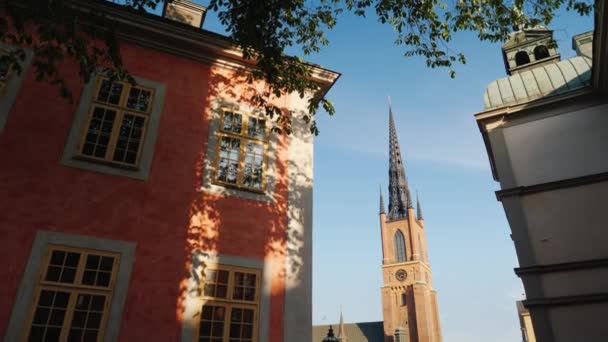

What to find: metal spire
left=379, top=185, right=386, bottom=214
left=338, top=307, right=347, bottom=341
left=387, top=102, right=413, bottom=220
left=417, top=190, right=423, bottom=220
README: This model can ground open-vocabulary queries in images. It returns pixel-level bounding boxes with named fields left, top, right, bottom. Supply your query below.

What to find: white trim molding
left=3, top=230, right=137, bottom=342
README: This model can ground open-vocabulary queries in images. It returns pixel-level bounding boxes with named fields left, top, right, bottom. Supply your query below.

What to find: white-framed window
left=4, top=231, right=136, bottom=342
left=61, top=75, right=166, bottom=180
left=214, top=109, right=269, bottom=192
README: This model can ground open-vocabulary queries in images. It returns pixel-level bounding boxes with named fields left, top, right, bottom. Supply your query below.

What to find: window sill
left=73, top=155, right=140, bottom=171
left=210, top=180, right=266, bottom=195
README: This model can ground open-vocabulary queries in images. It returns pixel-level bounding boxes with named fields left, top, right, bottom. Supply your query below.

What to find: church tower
left=379, top=106, right=442, bottom=342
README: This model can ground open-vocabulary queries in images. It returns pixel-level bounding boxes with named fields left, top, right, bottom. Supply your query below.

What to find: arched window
left=515, top=51, right=530, bottom=66
left=394, top=230, right=407, bottom=262
left=418, top=234, right=425, bottom=263
left=401, top=293, right=407, bottom=306
left=534, top=45, right=550, bottom=60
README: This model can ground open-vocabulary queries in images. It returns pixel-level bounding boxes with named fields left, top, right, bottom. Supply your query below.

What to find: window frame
left=394, top=229, right=407, bottom=263
left=194, top=264, right=262, bottom=342
left=21, top=245, right=120, bottom=342
left=213, top=108, right=270, bottom=193
left=61, top=74, right=166, bottom=180
left=74, top=77, right=155, bottom=168
left=4, top=231, right=136, bottom=342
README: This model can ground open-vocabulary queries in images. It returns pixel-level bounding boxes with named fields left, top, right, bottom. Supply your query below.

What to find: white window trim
left=200, top=99, right=278, bottom=202
left=3, top=231, right=136, bottom=342
left=179, top=251, right=271, bottom=342
left=60, top=75, right=166, bottom=180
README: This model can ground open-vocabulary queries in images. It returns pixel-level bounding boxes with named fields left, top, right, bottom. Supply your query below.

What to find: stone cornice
left=496, top=171, right=608, bottom=200
left=25, top=0, right=341, bottom=95
left=515, top=257, right=608, bottom=276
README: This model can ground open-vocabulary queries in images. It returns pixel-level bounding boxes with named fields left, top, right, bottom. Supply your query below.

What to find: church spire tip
left=387, top=104, right=413, bottom=219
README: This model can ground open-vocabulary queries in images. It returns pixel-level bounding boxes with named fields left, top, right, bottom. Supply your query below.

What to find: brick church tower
left=379, top=105, right=442, bottom=342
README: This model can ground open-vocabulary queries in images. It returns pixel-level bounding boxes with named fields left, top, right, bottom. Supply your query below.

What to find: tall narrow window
left=401, top=293, right=407, bottom=306
left=418, top=234, right=425, bottom=263
left=515, top=51, right=531, bottom=66
left=534, top=45, right=550, bottom=60
left=215, top=109, right=268, bottom=191
left=394, top=230, right=407, bottom=262
left=78, top=77, right=155, bottom=167
left=24, top=245, right=120, bottom=342
left=197, top=265, right=260, bottom=342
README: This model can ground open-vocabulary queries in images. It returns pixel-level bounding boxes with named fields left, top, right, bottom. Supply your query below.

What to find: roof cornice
left=38, top=0, right=341, bottom=91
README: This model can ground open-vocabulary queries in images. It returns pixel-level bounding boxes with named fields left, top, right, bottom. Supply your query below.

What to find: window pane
left=126, top=87, right=152, bottom=112
left=60, top=268, right=77, bottom=283
left=242, top=142, right=264, bottom=190
left=222, top=111, right=242, bottom=133
left=28, top=290, right=71, bottom=342
left=233, top=272, right=257, bottom=301
left=45, top=250, right=80, bottom=284
left=247, top=117, right=266, bottom=139
left=65, top=252, right=80, bottom=267
left=229, top=308, right=255, bottom=342
left=97, top=80, right=123, bottom=105
left=49, top=251, right=65, bottom=266
left=45, top=267, right=61, bottom=282
left=44, top=327, right=61, bottom=342
left=199, top=305, right=226, bottom=341
left=67, top=329, right=82, bottom=342
left=112, top=114, right=145, bottom=165
left=33, top=308, right=50, bottom=325
left=69, top=294, right=106, bottom=342
left=99, top=256, right=114, bottom=272
left=81, top=107, right=116, bottom=159
left=217, top=137, right=240, bottom=184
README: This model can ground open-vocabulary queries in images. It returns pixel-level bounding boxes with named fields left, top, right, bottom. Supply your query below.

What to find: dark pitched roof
left=313, top=321, right=384, bottom=342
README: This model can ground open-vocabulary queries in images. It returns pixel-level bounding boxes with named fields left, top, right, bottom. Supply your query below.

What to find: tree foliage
left=0, top=0, right=594, bottom=134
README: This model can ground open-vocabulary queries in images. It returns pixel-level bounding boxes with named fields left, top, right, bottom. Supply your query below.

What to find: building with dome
left=475, top=5, right=608, bottom=341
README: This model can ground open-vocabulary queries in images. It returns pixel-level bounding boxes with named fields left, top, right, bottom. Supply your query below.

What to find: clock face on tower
left=395, top=269, right=407, bottom=282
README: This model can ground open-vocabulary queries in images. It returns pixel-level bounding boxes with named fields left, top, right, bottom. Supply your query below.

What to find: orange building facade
left=0, top=1, right=339, bottom=342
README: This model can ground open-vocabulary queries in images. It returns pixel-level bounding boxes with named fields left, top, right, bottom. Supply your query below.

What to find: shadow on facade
left=173, top=65, right=311, bottom=341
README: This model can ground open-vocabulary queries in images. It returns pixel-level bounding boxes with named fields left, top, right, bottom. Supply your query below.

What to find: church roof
left=313, top=322, right=384, bottom=342
left=483, top=55, right=592, bottom=110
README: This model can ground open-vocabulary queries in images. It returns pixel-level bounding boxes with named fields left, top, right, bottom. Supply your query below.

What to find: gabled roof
left=313, top=322, right=384, bottom=342
left=483, top=55, right=592, bottom=110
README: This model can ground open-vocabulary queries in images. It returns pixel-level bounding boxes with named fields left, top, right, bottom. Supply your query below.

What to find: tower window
left=515, top=51, right=530, bottom=66
left=534, top=45, right=550, bottom=60
left=394, top=230, right=407, bottom=262
left=401, top=293, right=407, bottom=306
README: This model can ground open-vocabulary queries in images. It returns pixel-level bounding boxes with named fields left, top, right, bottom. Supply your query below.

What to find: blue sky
left=198, top=3, right=594, bottom=341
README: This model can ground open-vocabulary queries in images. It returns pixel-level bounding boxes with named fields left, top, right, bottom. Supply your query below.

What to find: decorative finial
left=380, top=185, right=386, bottom=214
left=323, top=325, right=339, bottom=342
left=416, top=190, right=423, bottom=220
